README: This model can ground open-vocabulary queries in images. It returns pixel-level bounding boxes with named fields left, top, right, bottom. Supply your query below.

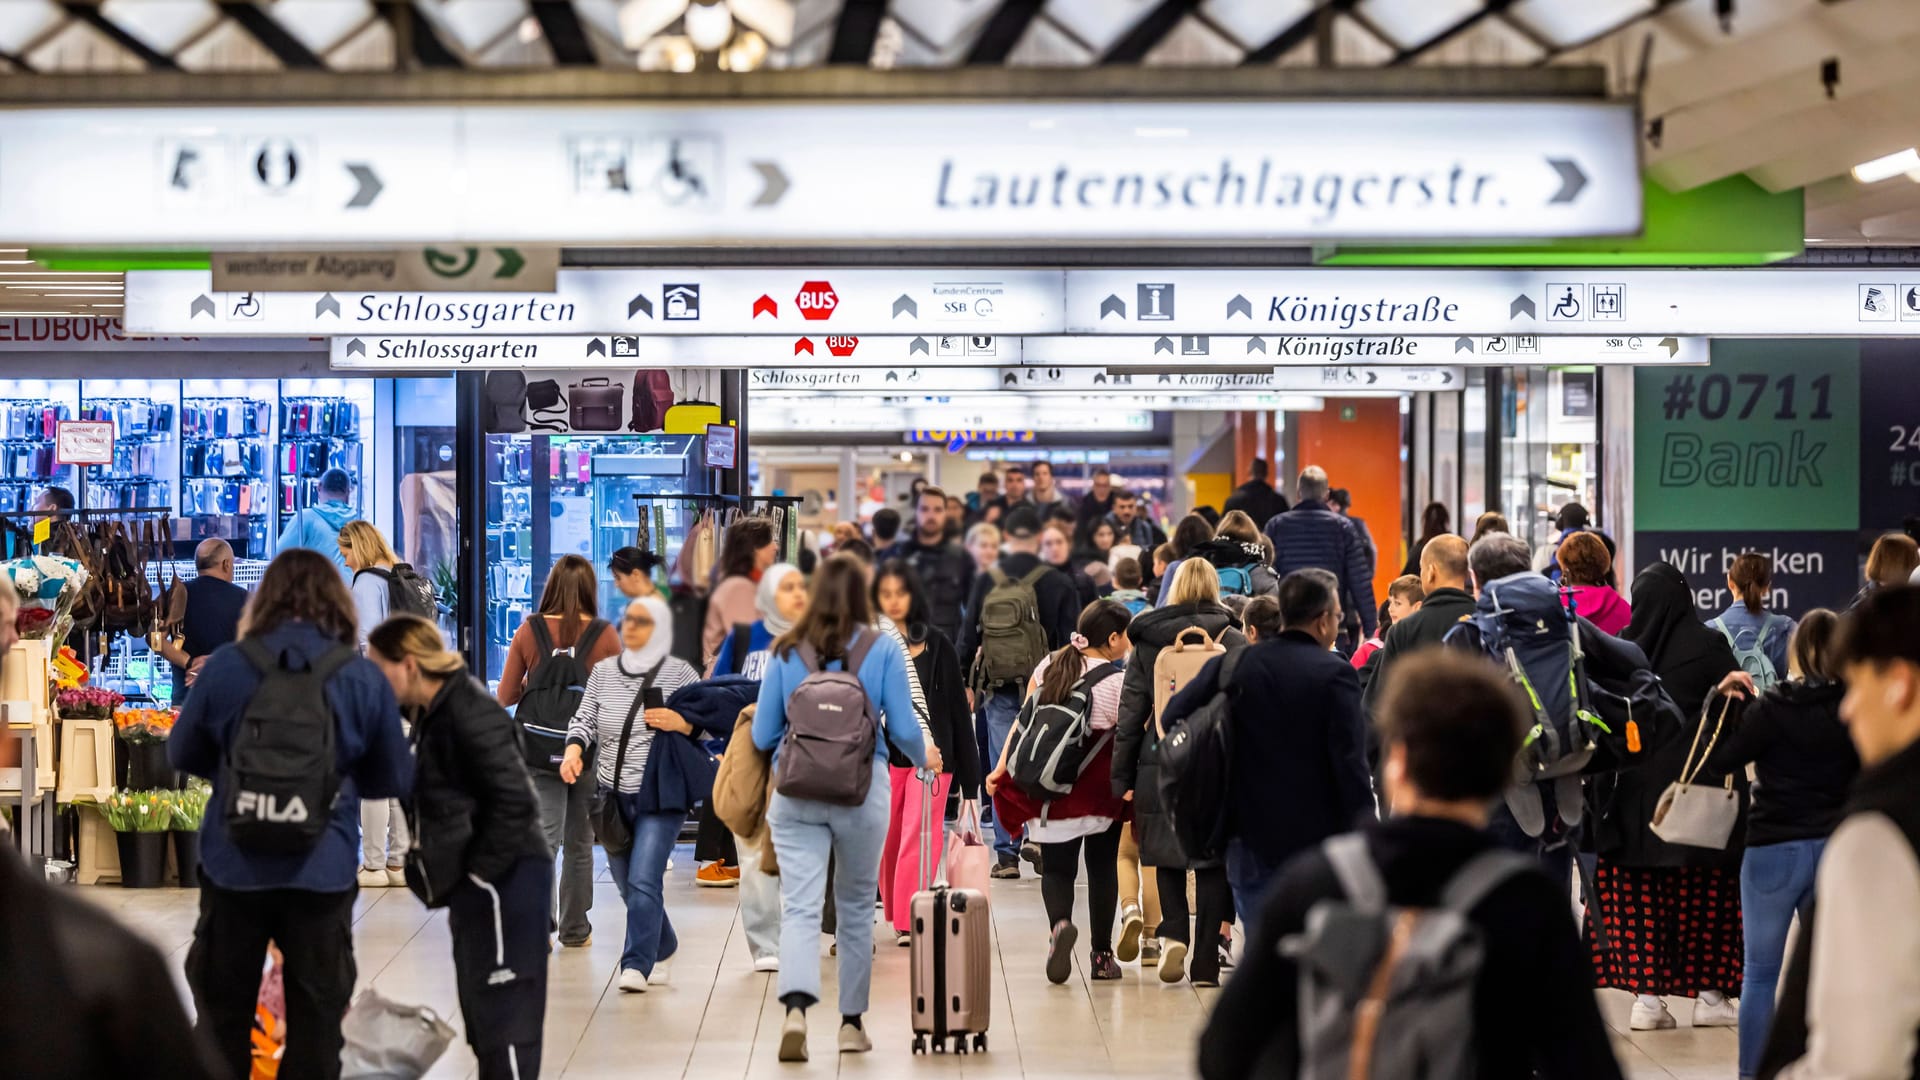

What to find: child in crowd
left=1109, top=557, right=1152, bottom=616
left=1352, top=575, right=1422, bottom=669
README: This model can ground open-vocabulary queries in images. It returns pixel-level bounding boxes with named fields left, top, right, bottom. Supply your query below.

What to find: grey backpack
left=1283, top=833, right=1532, bottom=1080
left=775, top=631, right=880, bottom=807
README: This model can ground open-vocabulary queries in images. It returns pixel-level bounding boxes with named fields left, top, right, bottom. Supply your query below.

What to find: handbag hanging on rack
left=157, top=517, right=187, bottom=638
left=1649, top=694, right=1741, bottom=850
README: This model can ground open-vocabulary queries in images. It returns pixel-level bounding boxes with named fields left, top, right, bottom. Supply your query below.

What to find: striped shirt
left=878, top=615, right=933, bottom=742
left=567, top=653, right=701, bottom=793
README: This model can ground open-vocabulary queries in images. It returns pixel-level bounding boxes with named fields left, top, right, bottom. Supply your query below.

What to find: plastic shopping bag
left=339, top=989, right=455, bottom=1080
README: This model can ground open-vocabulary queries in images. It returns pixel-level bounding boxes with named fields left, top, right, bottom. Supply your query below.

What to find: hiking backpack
left=1443, top=575, right=1605, bottom=837
left=1007, top=662, right=1121, bottom=800
left=516, top=617, right=610, bottom=774
left=1156, top=647, right=1242, bottom=863
left=221, top=640, right=355, bottom=854
left=776, top=631, right=880, bottom=806
left=1284, top=833, right=1532, bottom=1080
left=356, top=564, right=438, bottom=621
left=972, top=565, right=1051, bottom=689
left=1709, top=613, right=1792, bottom=695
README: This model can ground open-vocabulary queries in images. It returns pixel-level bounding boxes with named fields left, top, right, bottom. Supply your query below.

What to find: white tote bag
left=339, top=990, right=455, bottom=1080
left=1649, top=694, right=1741, bottom=850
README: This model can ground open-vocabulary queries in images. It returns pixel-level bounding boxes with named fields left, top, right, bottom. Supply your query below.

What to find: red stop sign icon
left=826, top=336, right=859, bottom=357
left=796, top=281, right=838, bottom=321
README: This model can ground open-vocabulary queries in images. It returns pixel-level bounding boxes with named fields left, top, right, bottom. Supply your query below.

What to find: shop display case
left=0, top=378, right=77, bottom=512
left=180, top=379, right=275, bottom=556
left=80, top=380, right=177, bottom=514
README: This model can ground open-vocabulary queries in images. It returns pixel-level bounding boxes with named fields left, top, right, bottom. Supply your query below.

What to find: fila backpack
left=221, top=640, right=355, bottom=854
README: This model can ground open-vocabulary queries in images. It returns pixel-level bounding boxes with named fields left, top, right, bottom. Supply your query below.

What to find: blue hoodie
left=278, top=499, right=359, bottom=580
left=169, top=620, right=412, bottom=893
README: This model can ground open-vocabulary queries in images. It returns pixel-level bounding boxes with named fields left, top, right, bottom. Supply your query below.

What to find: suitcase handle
left=918, top=768, right=942, bottom=893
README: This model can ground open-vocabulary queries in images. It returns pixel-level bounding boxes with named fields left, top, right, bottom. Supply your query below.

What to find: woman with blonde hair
left=1854, top=532, right=1920, bottom=609
left=965, top=521, right=1002, bottom=574
left=367, top=615, right=551, bottom=1080
left=337, top=519, right=411, bottom=887
left=1111, top=558, right=1245, bottom=985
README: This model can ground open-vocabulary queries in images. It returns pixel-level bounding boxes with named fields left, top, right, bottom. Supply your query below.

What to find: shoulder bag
left=587, top=660, right=664, bottom=856
left=1649, top=693, right=1740, bottom=850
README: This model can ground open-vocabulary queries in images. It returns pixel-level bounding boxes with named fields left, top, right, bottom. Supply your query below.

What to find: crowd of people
left=7, top=460, right=1920, bottom=1080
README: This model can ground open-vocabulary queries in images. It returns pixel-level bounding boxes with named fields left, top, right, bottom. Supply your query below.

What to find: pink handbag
left=943, top=800, right=993, bottom=896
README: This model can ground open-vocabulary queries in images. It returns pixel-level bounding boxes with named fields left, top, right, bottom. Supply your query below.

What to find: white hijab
left=621, top=595, right=675, bottom=673
left=757, top=563, right=802, bottom=636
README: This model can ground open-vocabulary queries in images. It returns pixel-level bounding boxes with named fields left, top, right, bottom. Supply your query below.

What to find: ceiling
left=0, top=0, right=1915, bottom=318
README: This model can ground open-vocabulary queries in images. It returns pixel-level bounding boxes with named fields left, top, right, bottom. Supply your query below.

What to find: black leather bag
left=484, top=372, right=529, bottom=434
left=569, top=377, right=623, bottom=431
left=587, top=663, right=664, bottom=857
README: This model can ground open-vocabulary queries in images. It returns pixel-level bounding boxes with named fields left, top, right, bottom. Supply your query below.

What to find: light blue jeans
left=1739, top=838, right=1825, bottom=1080
left=604, top=797, right=683, bottom=978
left=768, top=764, right=892, bottom=1016
left=983, top=687, right=1022, bottom=860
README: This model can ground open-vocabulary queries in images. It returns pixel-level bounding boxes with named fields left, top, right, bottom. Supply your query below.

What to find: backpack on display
left=483, top=371, right=528, bottom=434
left=1151, top=625, right=1226, bottom=723
left=1157, top=647, right=1242, bottom=863
left=1709, top=613, right=1791, bottom=695
left=516, top=618, right=609, bottom=774
left=776, top=632, right=880, bottom=806
left=1443, top=574, right=1603, bottom=837
left=630, top=370, right=676, bottom=432
left=222, top=640, right=355, bottom=854
left=1284, top=833, right=1531, bottom=1080
left=1007, top=662, right=1120, bottom=800
left=356, top=564, right=438, bottom=620
left=972, top=565, right=1051, bottom=690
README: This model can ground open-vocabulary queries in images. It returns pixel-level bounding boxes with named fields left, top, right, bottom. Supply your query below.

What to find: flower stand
left=55, top=717, right=114, bottom=805
left=171, top=829, right=201, bottom=888
left=114, top=831, right=168, bottom=888
left=75, top=809, right=120, bottom=885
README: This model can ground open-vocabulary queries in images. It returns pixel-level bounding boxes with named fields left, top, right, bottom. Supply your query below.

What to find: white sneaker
left=617, top=969, right=649, bottom=994
left=385, top=867, right=407, bottom=888
left=838, top=1022, right=872, bottom=1054
left=1692, top=996, right=1739, bottom=1028
left=1629, top=999, right=1676, bottom=1031
left=779, top=1010, right=808, bottom=1062
left=752, top=956, right=780, bottom=973
left=648, top=960, right=671, bottom=986
left=1159, top=941, right=1189, bottom=985
left=356, top=868, right=388, bottom=888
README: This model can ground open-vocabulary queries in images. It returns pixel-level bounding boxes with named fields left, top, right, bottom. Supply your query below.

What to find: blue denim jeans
left=1739, top=838, right=1824, bottom=1080
left=767, top=763, right=892, bottom=1016
left=1226, top=838, right=1284, bottom=920
left=983, top=686, right=1022, bottom=860
left=604, top=795, right=683, bottom=978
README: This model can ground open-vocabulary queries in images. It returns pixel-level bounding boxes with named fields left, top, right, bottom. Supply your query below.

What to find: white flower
left=9, top=564, right=39, bottom=597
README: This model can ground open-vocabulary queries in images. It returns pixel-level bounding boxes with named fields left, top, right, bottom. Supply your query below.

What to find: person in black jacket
left=1201, top=649, right=1622, bottom=1080
left=1360, top=534, right=1473, bottom=716
left=1221, top=458, right=1288, bottom=533
left=1263, top=465, right=1376, bottom=647
left=1703, top=609, right=1859, bottom=1080
left=367, top=614, right=552, bottom=1080
left=959, top=505, right=1081, bottom=876
left=883, top=485, right=974, bottom=646
left=1591, top=561, right=1745, bottom=1033
left=1112, top=558, right=1246, bottom=986
left=1164, top=570, right=1373, bottom=918
left=873, top=559, right=983, bottom=940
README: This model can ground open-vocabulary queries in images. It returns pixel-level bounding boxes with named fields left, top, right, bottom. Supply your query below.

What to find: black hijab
left=1623, top=561, right=1738, bottom=719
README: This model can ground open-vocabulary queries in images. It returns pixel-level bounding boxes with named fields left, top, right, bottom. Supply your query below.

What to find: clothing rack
left=0, top=506, right=176, bottom=559
left=632, top=494, right=804, bottom=584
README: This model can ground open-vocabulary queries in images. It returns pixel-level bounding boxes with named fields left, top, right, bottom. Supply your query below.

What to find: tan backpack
left=1152, top=626, right=1227, bottom=738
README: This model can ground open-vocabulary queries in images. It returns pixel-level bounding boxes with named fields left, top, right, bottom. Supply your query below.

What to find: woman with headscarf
left=559, top=596, right=713, bottom=993
left=1586, top=562, right=1746, bottom=1032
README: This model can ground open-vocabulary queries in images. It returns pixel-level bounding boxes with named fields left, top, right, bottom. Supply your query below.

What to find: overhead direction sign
left=750, top=366, right=1461, bottom=392
left=212, top=247, right=557, bottom=292
left=0, top=101, right=1638, bottom=244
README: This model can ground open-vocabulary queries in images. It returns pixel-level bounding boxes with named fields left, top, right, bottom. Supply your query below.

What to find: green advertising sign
left=1634, top=340, right=1859, bottom=532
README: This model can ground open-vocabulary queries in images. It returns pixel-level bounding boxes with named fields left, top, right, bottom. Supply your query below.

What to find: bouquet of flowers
left=96, top=789, right=174, bottom=832
left=3, top=554, right=90, bottom=641
left=114, top=706, right=178, bottom=744
left=56, top=686, right=124, bottom=720
left=170, top=780, right=211, bottom=832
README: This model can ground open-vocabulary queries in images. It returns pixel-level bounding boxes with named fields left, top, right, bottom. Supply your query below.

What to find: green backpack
left=973, top=565, right=1051, bottom=690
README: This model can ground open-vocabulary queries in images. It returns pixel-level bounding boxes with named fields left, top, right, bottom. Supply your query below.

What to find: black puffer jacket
left=1112, top=602, right=1246, bottom=869
left=886, top=535, right=975, bottom=646
left=405, top=673, right=549, bottom=907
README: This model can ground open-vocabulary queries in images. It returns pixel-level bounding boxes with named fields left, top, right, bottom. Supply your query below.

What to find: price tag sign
left=54, top=420, right=114, bottom=466
left=705, top=423, right=737, bottom=470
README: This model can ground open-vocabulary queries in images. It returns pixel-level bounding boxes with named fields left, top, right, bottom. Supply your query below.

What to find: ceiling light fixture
left=1853, top=148, right=1920, bottom=184
left=684, top=1, right=733, bottom=52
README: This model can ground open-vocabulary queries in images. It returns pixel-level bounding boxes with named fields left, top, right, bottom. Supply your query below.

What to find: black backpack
left=357, top=564, right=438, bottom=620
left=221, top=640, right=355, bottom=854
left=517, top=617, right=609, bottom=774
left=1007, top=662, right=1120, bottom=800
left=484, top=371, right=527, bottom=433
left=1156, top=647, right=1242, bottom=863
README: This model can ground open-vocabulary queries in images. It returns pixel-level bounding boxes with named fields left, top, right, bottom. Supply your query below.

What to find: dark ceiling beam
left=827, top=0, right=888, bottom=65
left=62, top=2, right=180, bottom=70
left=965, top=0, right=1042, bottom=64
left=380, top=0, right=463, bottom=69
left=1240, top=5, right=1323, bottom=65
left=531, top=0, right=595, bottom=65
left=221, top=2, right=326, bottom=68
left=1534, top=0, right=1685, bottom=61
left=1390, top=0, right=1514, bottom=64
left=1102, top=0, right=1198, bottom=64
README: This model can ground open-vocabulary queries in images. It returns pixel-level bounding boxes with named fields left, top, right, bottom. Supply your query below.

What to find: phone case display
left=181, top=385, right=274, bottom=551
left=277, top=390, right=365, bottom=533
left=0, top=380, right=78, bottom=513
left=79, top=385, right=176, bottom=511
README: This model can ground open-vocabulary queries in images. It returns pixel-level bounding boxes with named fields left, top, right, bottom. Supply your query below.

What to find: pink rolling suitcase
left=909, top=771, right=991, bottom=1055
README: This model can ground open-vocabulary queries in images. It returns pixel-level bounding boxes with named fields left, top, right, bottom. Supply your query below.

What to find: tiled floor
left=79, top=849, right=1738, bottom=1078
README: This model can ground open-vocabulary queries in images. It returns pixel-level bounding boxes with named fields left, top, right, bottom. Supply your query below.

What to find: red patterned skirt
left=1586, top=859, right=1744, bottom=996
